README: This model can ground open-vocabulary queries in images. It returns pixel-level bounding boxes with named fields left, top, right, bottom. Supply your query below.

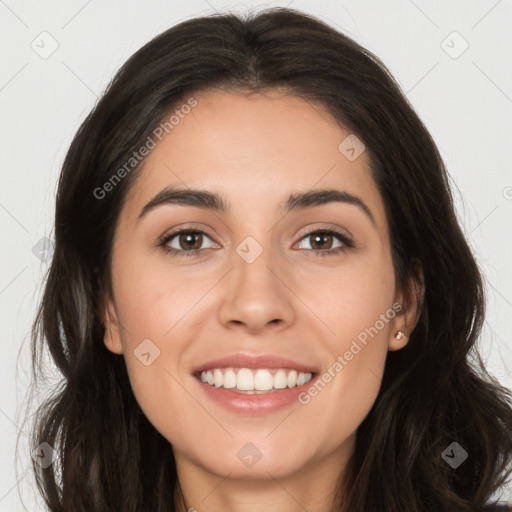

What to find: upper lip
left=191, top=353, right=320, bottom=375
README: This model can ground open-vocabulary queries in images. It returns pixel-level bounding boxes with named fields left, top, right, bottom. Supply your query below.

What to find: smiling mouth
left=194, top=367, right=316, bottom=394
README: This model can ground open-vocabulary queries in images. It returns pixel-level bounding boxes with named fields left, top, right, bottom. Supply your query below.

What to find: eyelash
left=157, top=227, right=355, bottom=258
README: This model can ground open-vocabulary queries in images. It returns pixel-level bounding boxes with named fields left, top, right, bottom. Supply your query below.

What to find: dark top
left=483, top=505, right=512, bottom=511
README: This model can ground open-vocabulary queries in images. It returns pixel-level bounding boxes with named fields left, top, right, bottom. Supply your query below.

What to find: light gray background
left=1, top=1, right=511, bottom=509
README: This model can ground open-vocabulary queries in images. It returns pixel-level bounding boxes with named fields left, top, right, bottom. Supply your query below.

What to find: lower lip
left=194, top=374, right=318, bottom=415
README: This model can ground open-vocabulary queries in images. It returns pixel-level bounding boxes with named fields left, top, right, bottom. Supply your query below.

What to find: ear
left=389, top=258, right=424, bottom=352
left=100, top=293, right=124, bottom=355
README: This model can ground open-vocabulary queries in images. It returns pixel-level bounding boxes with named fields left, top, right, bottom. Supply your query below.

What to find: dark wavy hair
left=21, top=7, right=512, bottom=512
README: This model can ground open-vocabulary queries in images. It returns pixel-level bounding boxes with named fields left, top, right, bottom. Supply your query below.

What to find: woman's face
left=103, top=89, right=417, bottom=487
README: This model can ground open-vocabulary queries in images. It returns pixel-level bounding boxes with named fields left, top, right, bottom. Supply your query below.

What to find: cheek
left=109, top=249, right=218, bottom=436
left=296, top=249, right=396, bottom=351
left=111, top=246, right=215, bottom=343
left=292, top=253, right=395, bottom=438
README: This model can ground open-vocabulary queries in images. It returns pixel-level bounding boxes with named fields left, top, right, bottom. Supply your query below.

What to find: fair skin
left=102, top=88, right=422, bottom=512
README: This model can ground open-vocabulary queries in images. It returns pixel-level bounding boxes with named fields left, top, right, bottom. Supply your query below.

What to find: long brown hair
left=22, top=7, right=512, bottom=511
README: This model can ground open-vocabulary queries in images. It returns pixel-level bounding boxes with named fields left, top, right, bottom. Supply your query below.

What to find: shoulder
left=482, top=505, right=512, bottom=511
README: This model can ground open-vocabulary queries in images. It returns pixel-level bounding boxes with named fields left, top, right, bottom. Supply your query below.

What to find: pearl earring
left=394, top=330, right=408, bottom=340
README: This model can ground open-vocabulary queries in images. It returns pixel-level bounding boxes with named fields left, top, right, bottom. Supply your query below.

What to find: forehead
left=121, top=89, right=388, bottom=235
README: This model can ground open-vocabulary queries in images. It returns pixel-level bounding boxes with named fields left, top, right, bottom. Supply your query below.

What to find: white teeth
left=198, top=367, right=314, bottom=392
left=223, top=369, right=237, bottom=389
left=237, top=368, right=254, bottom=390
left=214, top=369, right=223, bottom=388
left=254, top=369, right=274, bottom=391
left=274, top=369, right=288, bottom=389
left=287, top=370, right=297, bottom=388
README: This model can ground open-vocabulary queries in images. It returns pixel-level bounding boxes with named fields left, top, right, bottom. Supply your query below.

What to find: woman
left=25, top=7, right=512, bottom=512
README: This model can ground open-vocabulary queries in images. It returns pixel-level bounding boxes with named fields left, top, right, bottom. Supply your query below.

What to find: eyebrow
left=138, top=186, right=376, bottom=226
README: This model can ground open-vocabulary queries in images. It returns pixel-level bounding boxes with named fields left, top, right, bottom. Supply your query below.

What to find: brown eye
left=161, top=229, right=217, bottom=254
left=297, top=229, right=350, bottom=252
left=178, top=232, right=203, bottom=250
left=309, top=232, right=334, bottom=250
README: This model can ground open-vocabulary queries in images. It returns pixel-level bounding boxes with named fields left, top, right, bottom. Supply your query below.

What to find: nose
left=217, top=243, right=296, bottom=334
